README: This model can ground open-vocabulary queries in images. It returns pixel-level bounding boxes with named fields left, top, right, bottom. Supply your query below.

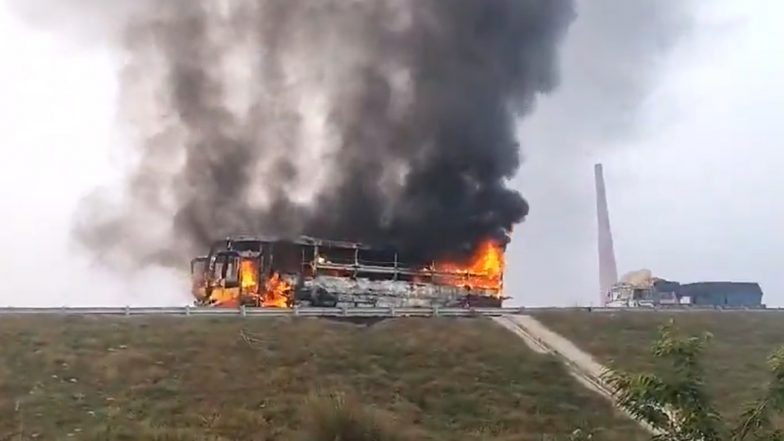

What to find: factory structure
left=594, top=163, right=764, bottom=308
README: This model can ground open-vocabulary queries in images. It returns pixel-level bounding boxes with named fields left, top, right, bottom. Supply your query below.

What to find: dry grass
left=0, top=316, right=644, bottom=440
left=534, top=310, right=784, bottom=424
left=301, top=392, right=409, bottom=441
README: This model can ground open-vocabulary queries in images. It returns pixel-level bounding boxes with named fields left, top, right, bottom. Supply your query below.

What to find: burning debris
left=191, top=236, right=508, bottom=308
left=434, top=240, right=505, bottom=293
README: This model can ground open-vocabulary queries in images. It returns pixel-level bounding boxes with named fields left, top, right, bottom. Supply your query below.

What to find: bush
left=602, top=320, right=784, bottom=441
left=301, top=392, right=409, bottom=441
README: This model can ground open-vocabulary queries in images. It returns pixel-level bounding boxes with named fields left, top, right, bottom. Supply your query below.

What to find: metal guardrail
left=0, top=305, right=779, bottom=317
left=0, top=306, right=521, bottom=317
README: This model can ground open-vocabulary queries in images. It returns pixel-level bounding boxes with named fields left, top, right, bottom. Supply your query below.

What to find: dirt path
left=493, top=315, right=656, bottom=434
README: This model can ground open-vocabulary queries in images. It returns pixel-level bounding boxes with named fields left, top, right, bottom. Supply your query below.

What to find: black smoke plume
left=70, top=0, right=575, bottom=267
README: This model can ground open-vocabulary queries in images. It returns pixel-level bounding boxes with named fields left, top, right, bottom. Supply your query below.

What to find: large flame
left=240, top=258, right=291, bottom=307
left=263, top=273, right=291, bottom=308
left=240, top=260, right=258, bottom=290
left=210, top=290, right=240, bottom=308
left=434, top=239, right=505, bottom=295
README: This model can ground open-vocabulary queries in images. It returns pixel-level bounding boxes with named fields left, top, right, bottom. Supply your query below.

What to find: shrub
left=301, top=392, right=409, bottom=441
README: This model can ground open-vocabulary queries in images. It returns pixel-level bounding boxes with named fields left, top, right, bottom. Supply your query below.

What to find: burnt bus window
left=230, top=241, right=263, bottom=252
left=272, top=242, right=301, bottom=273
left=224, top=257, right=239, bottom=284
left=212, top=261, right=224, bottom=280
left=358, top=248, right=396, bottom=266
left=300, top=245, right=317, bottom=277
left=212, top=254, right=240, bottom=286
left=320, top=246, right=355, bottom=264
left=396, top=251, right=426, bottom=269
left=191, top=258, right=206, bottom=275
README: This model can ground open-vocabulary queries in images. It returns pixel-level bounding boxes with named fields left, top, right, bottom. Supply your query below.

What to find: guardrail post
left=390, top=306, right=396, bottom=317
left=341, top=306, right=348, bottom=317
left=185, top=305, right=191, bottom=316
left=293, top=305, right=300, bottom=316
left=433, top=305, right=440, bottom=318
left=125, top=306, right=130, bottom=317
left=240, top=305, right=247, bottom=317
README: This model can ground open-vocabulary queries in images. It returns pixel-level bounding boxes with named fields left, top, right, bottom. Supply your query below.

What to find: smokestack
left=594, top=163, right=618, bottom=305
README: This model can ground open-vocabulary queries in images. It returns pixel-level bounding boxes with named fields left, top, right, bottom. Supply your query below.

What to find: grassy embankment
left=534, top=310, right=784, bottom=424
left=0, top=316, right=645, bottom=440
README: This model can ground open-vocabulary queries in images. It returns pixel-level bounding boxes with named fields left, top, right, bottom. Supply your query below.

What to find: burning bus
left=190, top=235, right=507, bottom=308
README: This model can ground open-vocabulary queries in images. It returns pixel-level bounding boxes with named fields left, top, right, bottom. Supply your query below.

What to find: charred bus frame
left=190, top=235, right=505, bottom=308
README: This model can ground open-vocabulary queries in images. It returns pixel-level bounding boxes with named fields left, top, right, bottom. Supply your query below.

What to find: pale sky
left=0, top=0, right=781, bottom=307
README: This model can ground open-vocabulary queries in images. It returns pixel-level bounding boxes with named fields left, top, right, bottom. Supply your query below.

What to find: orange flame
left=211, top=291, right=240, bottom=308
left=434, top=240, right=505, bottom=295
left=207, top=260, right=291, bottom=308
left=240, top=260, right=258, bottom=290
left=263, top=273, right=291, bottom=308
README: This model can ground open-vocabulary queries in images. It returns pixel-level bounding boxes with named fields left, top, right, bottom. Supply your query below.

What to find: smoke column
left=45, top=0, right=576, bottom=267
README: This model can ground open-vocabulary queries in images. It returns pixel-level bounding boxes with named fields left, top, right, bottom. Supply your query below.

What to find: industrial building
left=605, top=270, right=764, bottom=308
left=677, top=282, right=764, bottom=307
left=594, top=163, right=764, bottom=308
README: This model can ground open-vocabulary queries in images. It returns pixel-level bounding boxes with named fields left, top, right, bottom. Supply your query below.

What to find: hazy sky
left=510, top=0, right=783, bottom=306
left=0, top=0, right=781, bottom=307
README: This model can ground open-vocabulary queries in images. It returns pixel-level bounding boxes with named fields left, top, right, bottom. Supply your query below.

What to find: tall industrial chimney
left=594, top=163, right=618, bottom=305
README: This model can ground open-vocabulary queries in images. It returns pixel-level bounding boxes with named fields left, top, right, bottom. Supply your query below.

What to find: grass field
left=534, top=310, right=784, bottom=424
left=0, top=316, right=644, bottom=440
